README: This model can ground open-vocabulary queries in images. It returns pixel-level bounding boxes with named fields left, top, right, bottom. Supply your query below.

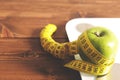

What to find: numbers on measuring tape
left=65, top=32, right=114, bottom=76
left=78, top=32, right=114, bottom=65
left=64, top=60, right=111, bottom=76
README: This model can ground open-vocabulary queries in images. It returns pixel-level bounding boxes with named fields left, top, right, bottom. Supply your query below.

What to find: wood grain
left=0, top=57, right=81, bottom=80
left=0, top=0, right=120, bottom=80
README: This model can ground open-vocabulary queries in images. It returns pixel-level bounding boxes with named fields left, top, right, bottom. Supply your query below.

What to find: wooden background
left=0, top=0, right=120, bottom=80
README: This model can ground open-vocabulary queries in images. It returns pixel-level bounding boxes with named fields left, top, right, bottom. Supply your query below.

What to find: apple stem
left=94, top=32, right=104, bottom=37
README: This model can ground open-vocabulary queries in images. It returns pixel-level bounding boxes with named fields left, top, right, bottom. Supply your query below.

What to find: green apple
left=77, top=27, right=118, bottom=62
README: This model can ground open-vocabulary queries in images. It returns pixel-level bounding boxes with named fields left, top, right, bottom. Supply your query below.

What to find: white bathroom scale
left=65, top=18, right=120, bottom=80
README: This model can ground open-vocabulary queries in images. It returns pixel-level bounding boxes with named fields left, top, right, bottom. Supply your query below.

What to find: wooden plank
left=0, top=0, right=120, bottom=19
left=82, top=0, right=120, bottom=4
left=0, top=56, right=81, bottom=80
left=0, top=0, right=120, bottom=39
left=0, top=38, right=69, bottom=53
left=0, top=38, right=80, bottom=80
left=0, top=12, right=80, bottom=38
left=0, top=37, right=80, bottom=80
left=0, top=0, right=82, bottom=3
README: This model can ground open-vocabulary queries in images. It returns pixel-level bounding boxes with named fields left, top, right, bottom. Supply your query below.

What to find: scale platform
left=65, top=18, right=120, bottom=80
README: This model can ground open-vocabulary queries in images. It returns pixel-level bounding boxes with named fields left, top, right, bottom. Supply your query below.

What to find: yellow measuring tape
left=40, top=24, right=114, bottom=76
left=64, top=32, right=114, bottom=76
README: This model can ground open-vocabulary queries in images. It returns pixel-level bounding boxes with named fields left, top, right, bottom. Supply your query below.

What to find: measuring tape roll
left=64, top=32, right=114, bottom=76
